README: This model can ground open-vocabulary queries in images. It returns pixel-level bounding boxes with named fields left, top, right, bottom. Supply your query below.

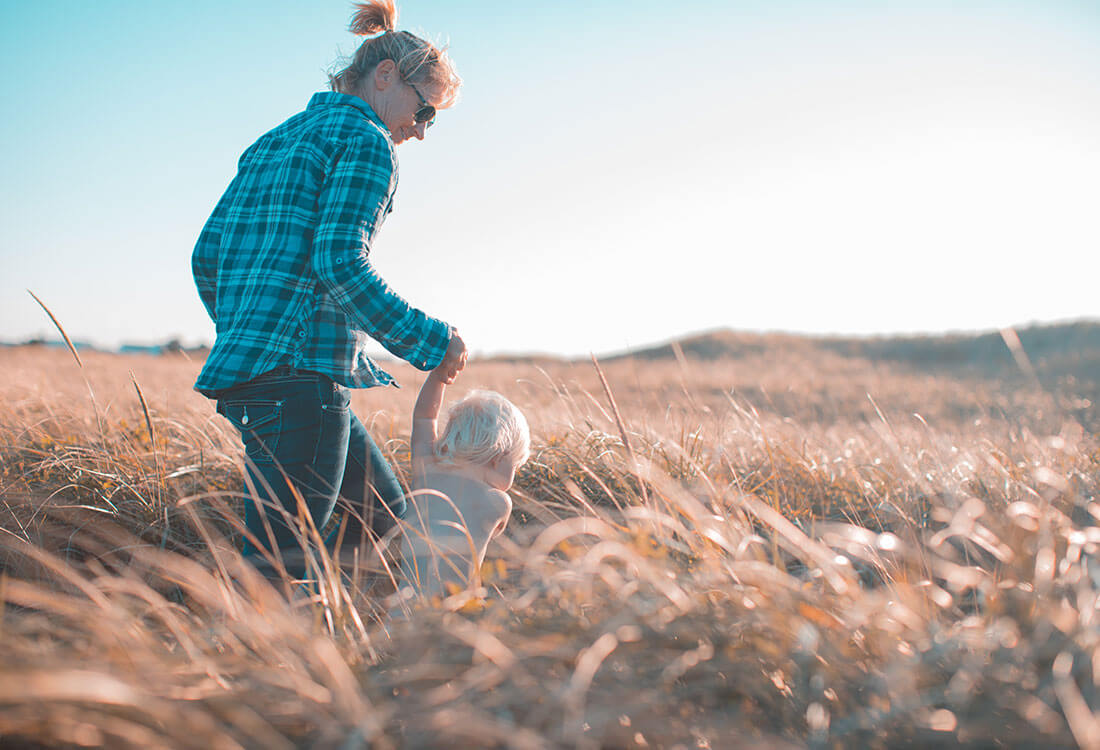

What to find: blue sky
left=3, top=1, right=1099, bottom=356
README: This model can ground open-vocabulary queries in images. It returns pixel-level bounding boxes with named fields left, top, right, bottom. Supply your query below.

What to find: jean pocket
left=219, top=399, right=284, bottom=463
left=321, top=384, right=351, bottom=414
left=313, top=387, right=351, bottom=476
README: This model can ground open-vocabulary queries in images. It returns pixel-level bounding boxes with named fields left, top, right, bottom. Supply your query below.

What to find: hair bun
left=349, top=0, right=398, bottom=36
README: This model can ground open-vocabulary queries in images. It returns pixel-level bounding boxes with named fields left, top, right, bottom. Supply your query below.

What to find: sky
left=2, top=0, right=1098, bottom=358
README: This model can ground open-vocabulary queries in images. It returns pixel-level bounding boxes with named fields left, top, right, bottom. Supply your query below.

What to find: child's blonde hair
left=435, top=390, right=530, bottom=469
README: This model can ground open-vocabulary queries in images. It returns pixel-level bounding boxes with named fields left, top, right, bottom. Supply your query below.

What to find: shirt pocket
left=219, top=399, right=284, bottom=463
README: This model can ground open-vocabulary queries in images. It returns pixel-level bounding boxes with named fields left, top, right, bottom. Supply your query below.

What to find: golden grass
left=1, top=344, right=1098, bottom=749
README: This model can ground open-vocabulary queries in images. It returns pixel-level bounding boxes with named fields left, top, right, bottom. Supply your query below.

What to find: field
left=1, top=330, right=1099, bottom=749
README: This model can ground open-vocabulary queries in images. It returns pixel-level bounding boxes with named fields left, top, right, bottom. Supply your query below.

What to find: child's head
left=435, top=390, right=530, bottom=489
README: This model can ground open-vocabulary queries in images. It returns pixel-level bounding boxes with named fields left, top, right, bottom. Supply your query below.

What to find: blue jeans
left=214, top=366, right=406, bottom=576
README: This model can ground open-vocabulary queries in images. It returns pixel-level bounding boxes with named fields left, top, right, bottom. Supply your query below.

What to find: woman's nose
left=413, top=121, right=428, bottom=140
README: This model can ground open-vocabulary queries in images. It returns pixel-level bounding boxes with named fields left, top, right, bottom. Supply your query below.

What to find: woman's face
left=367, top=60, right=444, bottom=145
left=388, top=79, right=442, bottom=145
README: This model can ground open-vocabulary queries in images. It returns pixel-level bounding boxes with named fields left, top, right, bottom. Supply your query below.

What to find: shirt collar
left=307, top=91, right=388, bottom=131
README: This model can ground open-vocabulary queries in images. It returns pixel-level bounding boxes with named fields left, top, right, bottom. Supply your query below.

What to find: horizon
left=4, top=1, right=1099, bottom=358
left=8, top=315, right=1098, bottom=362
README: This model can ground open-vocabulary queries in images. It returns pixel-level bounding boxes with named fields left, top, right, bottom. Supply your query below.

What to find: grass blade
left=27, top=289, right=83, bottom=369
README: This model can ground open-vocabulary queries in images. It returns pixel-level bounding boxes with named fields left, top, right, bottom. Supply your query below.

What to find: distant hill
left=608, top=320, right=1100, bottom=385
left=1, top=338, right=103, bottom=352
left=3, top=338, right=209, bottom=357
left=820, top=321, right=1100, bottom=375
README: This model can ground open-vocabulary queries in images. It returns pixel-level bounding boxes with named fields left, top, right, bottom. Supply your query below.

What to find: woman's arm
left=192, top=199, right=228, bottom=323
left=310, top=134, right=452, bottom=371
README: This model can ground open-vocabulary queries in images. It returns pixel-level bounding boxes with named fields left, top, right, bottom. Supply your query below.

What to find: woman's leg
left=216, top=371, right=351, bottom=576
left=332, top=410, right=407, bottom=550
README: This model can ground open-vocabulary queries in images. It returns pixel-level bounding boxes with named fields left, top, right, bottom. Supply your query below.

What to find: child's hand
left=436, top=331, right=467, bottom=384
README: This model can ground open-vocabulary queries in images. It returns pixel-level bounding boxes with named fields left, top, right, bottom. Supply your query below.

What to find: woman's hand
left=436, top=330, right=467, bottom=384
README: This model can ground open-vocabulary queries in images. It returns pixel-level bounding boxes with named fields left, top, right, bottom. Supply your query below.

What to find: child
left=399, top=365, right=530, bottom=599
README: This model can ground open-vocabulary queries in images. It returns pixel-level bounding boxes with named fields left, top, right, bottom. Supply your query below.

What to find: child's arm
left=411, top=368, right=446, bottom=464
left=411, top=331, right=467, bottom=465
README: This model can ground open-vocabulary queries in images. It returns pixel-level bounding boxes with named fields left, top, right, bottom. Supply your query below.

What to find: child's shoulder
left=412, top=452, right=441, bottom=474
left=487, top=487, right=512, bottom=512
left=415, top=463, right=479, bottom=489
left=418, top=467, right=510, bottom=507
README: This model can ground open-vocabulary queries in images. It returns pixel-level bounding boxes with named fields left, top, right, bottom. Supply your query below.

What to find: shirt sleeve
left=311, top=135, right=452, bottom=371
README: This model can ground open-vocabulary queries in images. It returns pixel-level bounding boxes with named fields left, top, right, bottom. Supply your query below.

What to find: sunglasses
left=406, top=79, right=436, bottom=127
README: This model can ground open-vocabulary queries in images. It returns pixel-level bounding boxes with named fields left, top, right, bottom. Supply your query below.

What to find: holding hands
left=435, top=329, right=467, bottom=384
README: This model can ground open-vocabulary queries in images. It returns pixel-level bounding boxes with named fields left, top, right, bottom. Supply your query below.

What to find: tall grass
left=1, top=344, right=1097, bottom=748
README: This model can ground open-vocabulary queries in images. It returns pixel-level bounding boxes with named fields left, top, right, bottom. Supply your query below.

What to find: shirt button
left=298, top=330, right=306, bottom=338
left=335, top=257, right=344, bottom=265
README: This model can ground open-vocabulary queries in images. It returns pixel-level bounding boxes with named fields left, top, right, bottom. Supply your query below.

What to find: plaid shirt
left=192, top=92, right=452, bottom=395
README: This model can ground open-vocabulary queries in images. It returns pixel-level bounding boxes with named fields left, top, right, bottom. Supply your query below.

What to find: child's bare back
left=403, top=468, right=512, bottom=597
left=399, top=365, right=528, bottom=598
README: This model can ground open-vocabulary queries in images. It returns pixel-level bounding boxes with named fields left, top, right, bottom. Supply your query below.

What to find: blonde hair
left=436, top=391, right=530, bottom=469
left=329, top=0, right=461, bottom=108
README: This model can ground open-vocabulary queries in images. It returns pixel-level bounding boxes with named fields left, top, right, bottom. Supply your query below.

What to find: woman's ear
left=373, top=58, right=397, bottom=90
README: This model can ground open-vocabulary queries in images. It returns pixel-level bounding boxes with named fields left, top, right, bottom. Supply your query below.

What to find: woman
left=192, top=0, right=466, bottom=578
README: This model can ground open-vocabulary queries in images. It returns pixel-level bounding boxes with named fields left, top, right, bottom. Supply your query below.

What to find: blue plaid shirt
left=192, top=92, right=452, bottom=395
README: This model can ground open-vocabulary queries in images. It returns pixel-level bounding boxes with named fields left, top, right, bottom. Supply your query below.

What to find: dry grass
left=1, top=344, right=1098, bottom=749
